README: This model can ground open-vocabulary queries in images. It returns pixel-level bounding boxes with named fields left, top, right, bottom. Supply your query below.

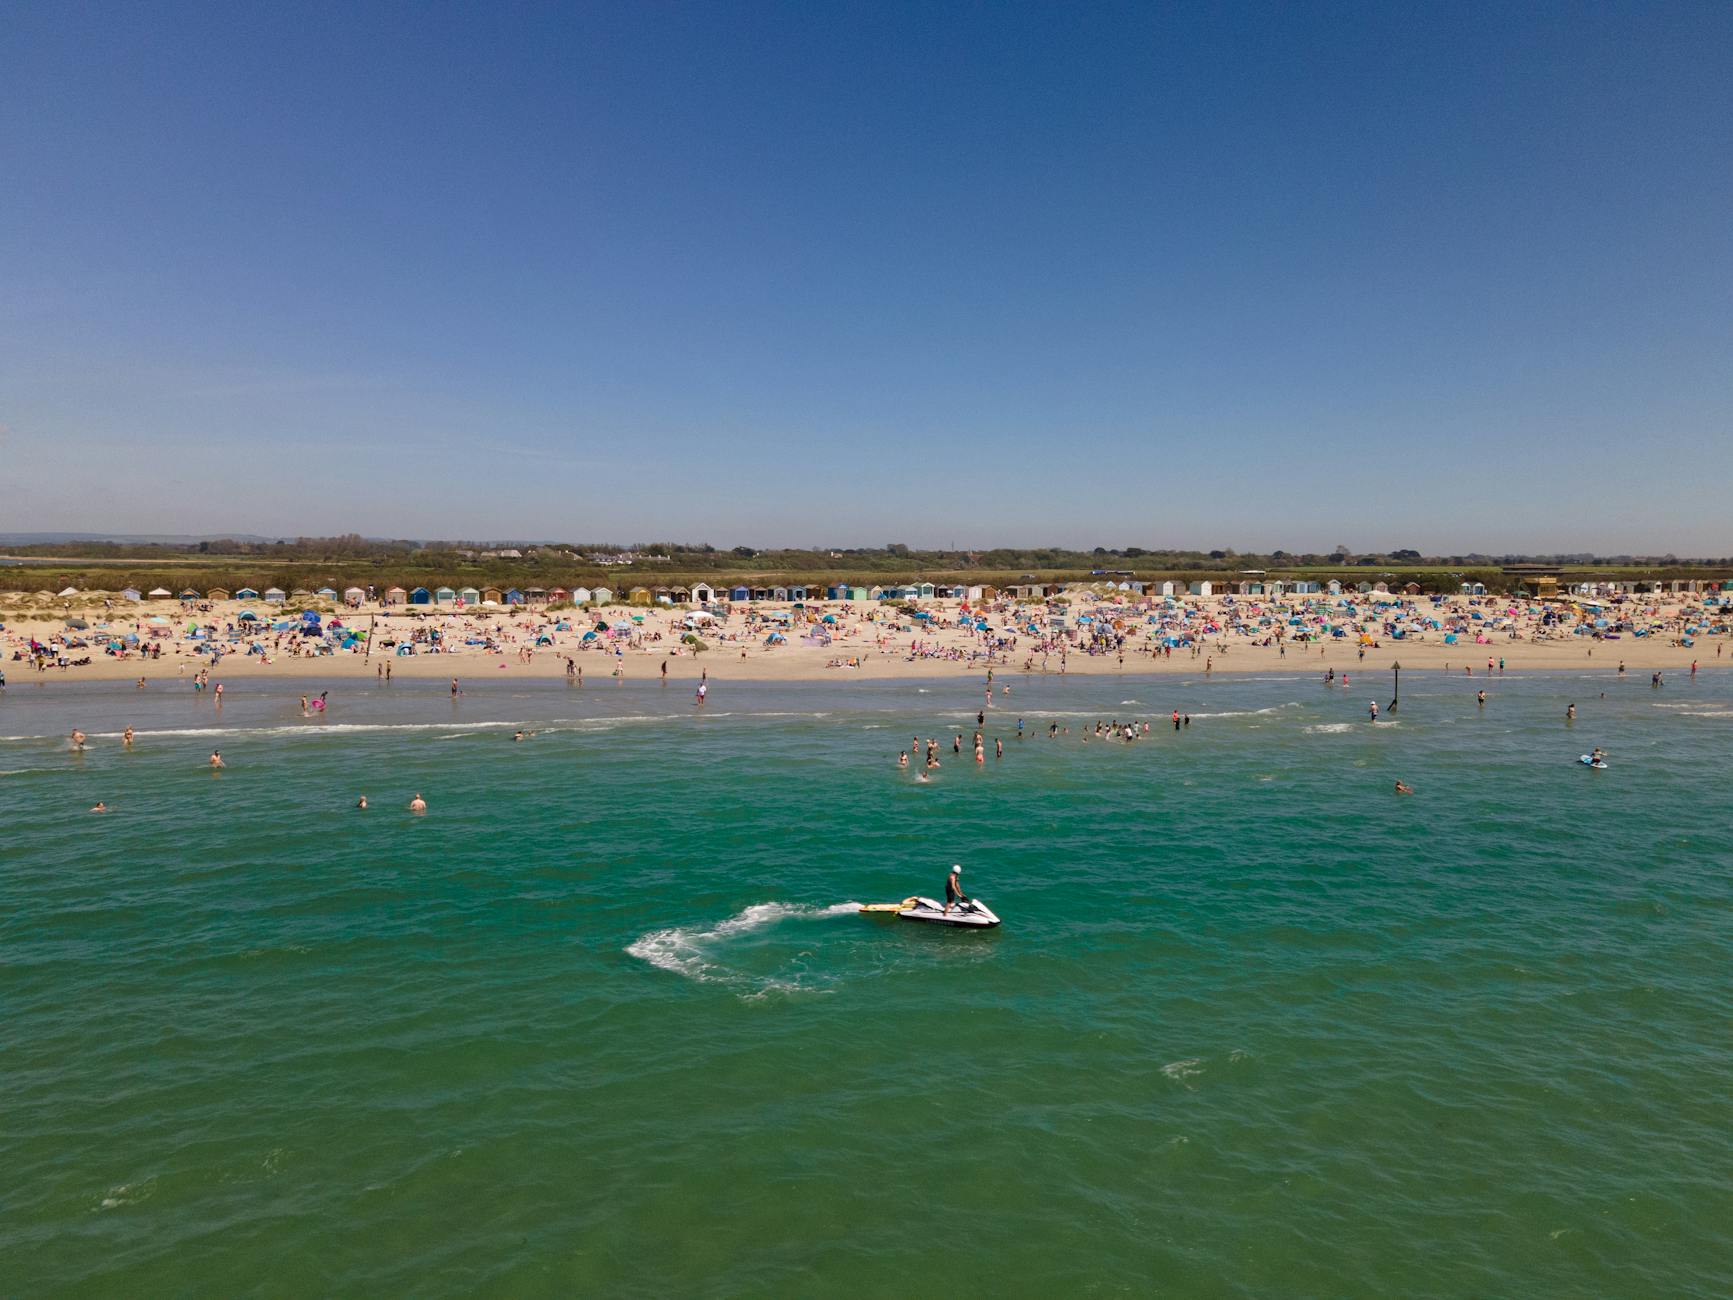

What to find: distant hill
left=0, top=533, right=280, bottom=546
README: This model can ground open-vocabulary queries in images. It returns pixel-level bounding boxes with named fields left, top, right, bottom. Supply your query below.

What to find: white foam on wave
left=626, top=901, right=861, bottom=991
left=1161, top=1057, right=1204, bottom=1086
left=1305, top=722, right=1357, bottom=734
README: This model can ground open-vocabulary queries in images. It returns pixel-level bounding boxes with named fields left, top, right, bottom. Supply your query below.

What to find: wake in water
left=626, top=901, right=861, bottom=996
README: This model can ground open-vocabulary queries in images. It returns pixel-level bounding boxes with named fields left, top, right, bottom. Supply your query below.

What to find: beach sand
left=4, top=594, right=1722, bottom=688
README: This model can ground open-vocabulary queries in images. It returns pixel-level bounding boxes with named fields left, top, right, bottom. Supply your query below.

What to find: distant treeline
left=7, top=535, right=1731, bottom=570
left=2, top=534, right=1731, bottom=602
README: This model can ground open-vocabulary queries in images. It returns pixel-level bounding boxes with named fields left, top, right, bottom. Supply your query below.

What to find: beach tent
left=238, top=610, right=260, bottom=621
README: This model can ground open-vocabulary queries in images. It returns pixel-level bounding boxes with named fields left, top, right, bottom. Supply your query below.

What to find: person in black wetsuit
left=944, top=864, right=967, bottom=914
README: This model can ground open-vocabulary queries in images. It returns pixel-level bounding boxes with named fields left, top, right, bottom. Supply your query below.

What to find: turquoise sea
left=3, top=668, right=1730, bottom=1296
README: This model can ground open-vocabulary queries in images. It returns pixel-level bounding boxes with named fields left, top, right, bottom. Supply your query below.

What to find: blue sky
left=3, top=2, right=1730, bottom=552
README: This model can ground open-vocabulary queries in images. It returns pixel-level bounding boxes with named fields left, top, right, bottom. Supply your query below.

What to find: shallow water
left=3, top=668, right=1731, bottom=1295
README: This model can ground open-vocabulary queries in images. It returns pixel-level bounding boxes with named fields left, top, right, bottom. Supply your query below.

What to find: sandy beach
left=5, top=592, right=1724, bottom=688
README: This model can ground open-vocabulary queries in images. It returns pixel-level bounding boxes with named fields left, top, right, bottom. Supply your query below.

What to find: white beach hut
left=691, top=582, right=714, bottom=605
left=263, top=587, right=287, bottom=604
left=570, top=586, right=593, bottom=605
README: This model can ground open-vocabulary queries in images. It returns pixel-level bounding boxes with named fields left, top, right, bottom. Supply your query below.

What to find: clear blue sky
left=3, top=2, right=1730, bottom=553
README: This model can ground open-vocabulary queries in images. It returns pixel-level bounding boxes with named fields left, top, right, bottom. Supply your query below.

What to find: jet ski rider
left=944, top=864, right=968, bottom=914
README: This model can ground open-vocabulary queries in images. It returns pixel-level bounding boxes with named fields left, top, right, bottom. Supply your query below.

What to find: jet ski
left=891, top=896, right=1001, bottom=928
left=1579, top=754, right=1608, bottom=769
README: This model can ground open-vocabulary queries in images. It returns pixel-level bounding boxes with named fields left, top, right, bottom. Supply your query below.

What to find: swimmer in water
left=409, top=793, right=427, bottom=812
left=357, top=795, right=368, bottom=809
left=209, top=750, right=224, bottom=768
left=70, top=729, right=87, bottom=751
left=122, top=726, right=134, bottom=749
left=1566, top=703, right=1576, bottom=720
left=514, top=730, right=525, bottom=742
left=91, top=801, right=108, bottom=813
left=898, top=752, right=908, bottom=768
left=1394, top=781, right=1413, bottom=795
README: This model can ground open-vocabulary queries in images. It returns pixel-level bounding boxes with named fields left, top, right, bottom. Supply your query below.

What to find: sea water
left=3, top=669, right=1730, bottom=1296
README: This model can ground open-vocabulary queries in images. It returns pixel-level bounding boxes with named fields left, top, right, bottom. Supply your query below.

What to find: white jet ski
left=893, top=896, right=1001, bottom=928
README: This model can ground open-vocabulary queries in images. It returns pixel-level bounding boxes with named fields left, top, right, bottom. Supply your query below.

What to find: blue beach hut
left=409, top=587, right=432, bottom=605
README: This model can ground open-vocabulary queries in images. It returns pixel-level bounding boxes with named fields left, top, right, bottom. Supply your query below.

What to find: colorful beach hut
left=409, top=587, right=432, bottom=605
left=231, top=587, right=255, bottom=601
left=481, top=587, right=502, bottom=605
left=691, top=583, right=714, bottom=604
left=592, top=586, right=614, bottom=604
left=148, top=587, right=172, bottom=599
left=344, top=586, right=366, bottom=606
left=504, top=588, right=525, bottom=605
left=459, top=587, right=481, bottom=605
left=570, top=586, right=593, bottom=605
left=729, top=585, right=750, bottom=602
left=434, top=586, right=457, bottom=605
